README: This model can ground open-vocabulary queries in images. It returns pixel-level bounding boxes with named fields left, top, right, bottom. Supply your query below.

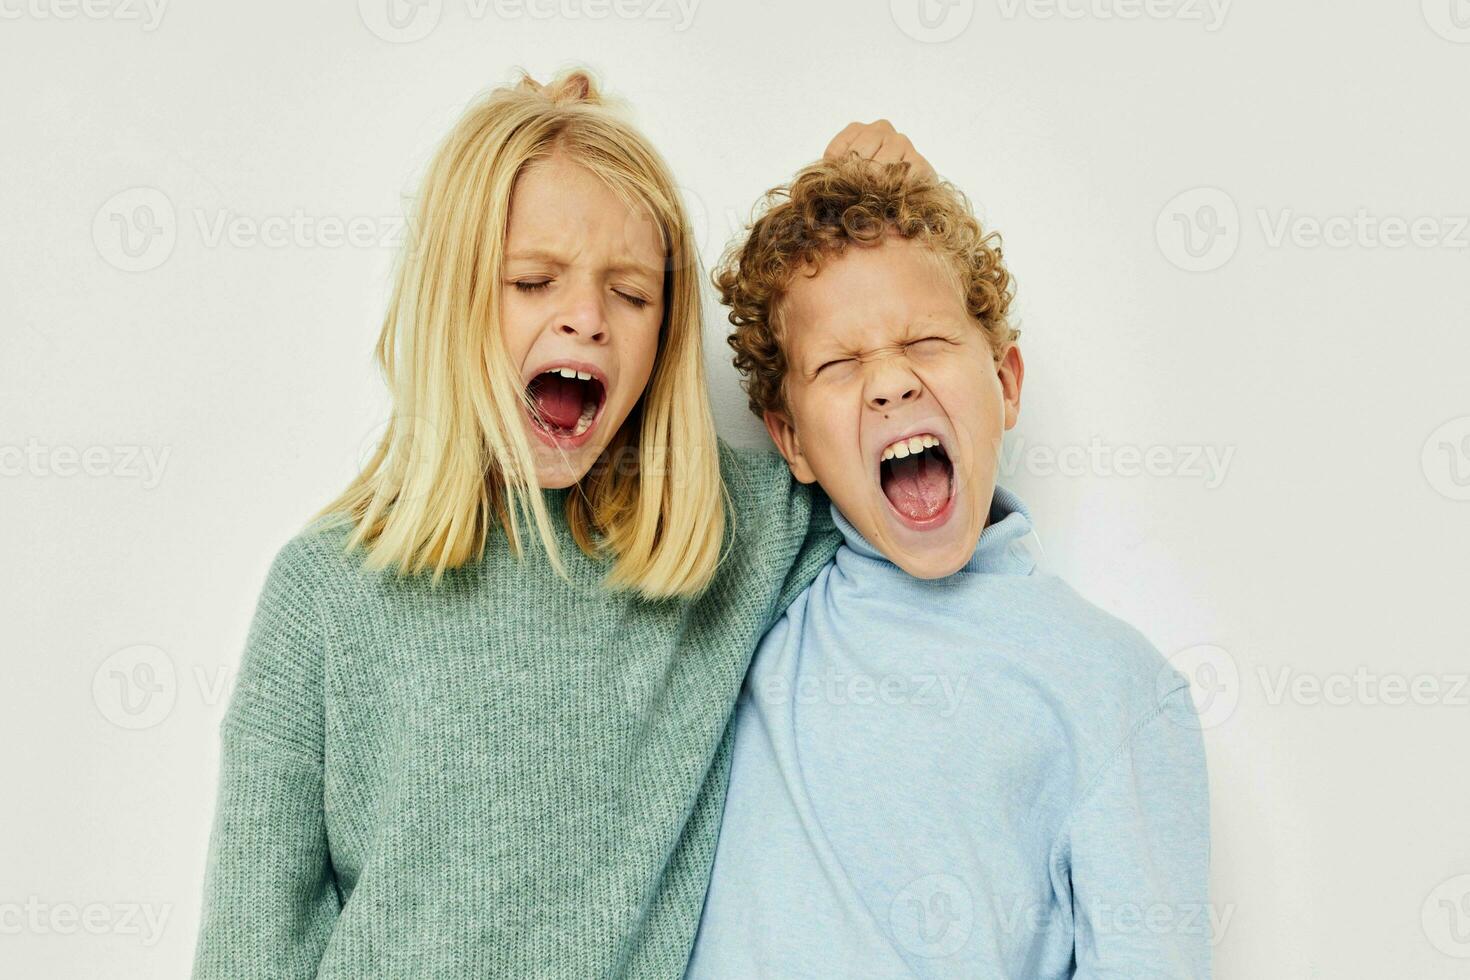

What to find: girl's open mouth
left=526, top=367, right=607, bottom=446
left=879, top=433, right=955, bottom=528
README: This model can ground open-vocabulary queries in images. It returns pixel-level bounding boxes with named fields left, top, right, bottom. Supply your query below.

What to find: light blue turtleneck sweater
left=686, top=487, right=1211, bottom=979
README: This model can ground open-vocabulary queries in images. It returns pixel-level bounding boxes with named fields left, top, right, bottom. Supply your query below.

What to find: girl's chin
left=522, top=435, right=589, bottom=486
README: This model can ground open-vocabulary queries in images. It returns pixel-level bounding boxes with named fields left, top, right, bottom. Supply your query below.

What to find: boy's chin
left=872, top=499, right=984, bottom=579
left=887, top=536, right=978, bottom=579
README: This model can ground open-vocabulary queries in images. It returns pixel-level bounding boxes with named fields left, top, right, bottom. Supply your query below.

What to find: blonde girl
left=191, top=70, right=922, bottom=979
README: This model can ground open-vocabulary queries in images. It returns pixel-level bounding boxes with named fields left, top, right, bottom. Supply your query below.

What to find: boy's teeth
left=881, top=434, right=942, bottom=461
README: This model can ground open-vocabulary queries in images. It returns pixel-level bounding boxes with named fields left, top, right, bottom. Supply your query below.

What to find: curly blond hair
left=716, top=156, right=1018, bottom=417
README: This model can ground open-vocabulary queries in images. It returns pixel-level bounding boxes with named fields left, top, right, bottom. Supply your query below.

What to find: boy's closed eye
left=810, top=336, right=956, bottom=378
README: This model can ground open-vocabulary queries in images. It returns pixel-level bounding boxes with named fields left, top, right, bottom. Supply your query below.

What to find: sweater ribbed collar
left=830, top=485, right=1037, bottom=577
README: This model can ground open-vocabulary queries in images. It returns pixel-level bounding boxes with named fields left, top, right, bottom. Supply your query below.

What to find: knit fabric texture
left=191, top=441, right=838, bottom=979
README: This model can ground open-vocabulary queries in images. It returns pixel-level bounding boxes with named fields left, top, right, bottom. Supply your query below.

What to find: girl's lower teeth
left=570, top=399, right=596, bottom=437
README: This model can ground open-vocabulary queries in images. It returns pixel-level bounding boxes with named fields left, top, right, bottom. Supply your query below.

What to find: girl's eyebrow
left=504, top=248, right=660, bottom=282
left=604, top=259, right=663, bottom=282
left=504, top=247, right=567, bottom=265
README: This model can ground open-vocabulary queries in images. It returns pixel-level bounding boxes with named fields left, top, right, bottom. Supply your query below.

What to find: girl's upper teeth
left=552, top=367, right=593, bottom=380
left=882, top=434, right=940, bottom=461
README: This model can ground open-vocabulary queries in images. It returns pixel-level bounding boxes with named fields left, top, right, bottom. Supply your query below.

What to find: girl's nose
left=555, top=286, right=608, bottom=344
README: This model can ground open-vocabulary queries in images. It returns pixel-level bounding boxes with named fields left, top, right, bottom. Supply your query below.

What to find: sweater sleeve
left=773, top=479, right=838, bottom=615
left=192, top=535, right=342, bottom=979
left=1063, top=687, right=1212, bottom=980
left=716, top=440, right=843, bottom=624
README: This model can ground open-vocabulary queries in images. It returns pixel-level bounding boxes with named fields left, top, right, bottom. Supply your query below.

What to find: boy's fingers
left=823, top=121, right=934, bottom=178
left=882, top=137, right=936, bottom=179
left=845, top=127, right=890, bottom=161
left=903, top=150, right=936, bottom=179
left=870, top=133, right=914, bottom=163
left=822, top=122, right=866, bottom=161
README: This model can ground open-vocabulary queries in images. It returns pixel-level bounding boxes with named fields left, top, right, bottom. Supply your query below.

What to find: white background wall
left=3, top=1, right=1468, bottom=976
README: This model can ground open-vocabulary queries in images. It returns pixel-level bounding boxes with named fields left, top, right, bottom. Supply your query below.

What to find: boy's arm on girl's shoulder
left=192, top=531, right=342, bottom=979
left=1062, top=684, right=1213, bottom=980
left=716, top=440, right=842, bottom=623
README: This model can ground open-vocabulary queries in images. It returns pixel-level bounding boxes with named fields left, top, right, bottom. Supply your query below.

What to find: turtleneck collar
left=830, top=485, right=1037, bottom=577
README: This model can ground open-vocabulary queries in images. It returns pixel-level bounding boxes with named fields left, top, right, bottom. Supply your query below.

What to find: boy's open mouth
left=879, top=433, right=954, bottom=524
left=526, top=367, right=607, bottom=443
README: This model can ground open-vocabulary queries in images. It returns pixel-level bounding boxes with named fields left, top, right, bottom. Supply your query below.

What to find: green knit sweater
left=191, top=442, right=837, bottom=979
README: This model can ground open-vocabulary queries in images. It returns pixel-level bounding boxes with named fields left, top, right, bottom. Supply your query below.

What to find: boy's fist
left=823, top=119, right=935, bottom=180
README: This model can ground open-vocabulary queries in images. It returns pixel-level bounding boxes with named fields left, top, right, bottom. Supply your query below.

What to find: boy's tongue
left=531, top=375, right=586, bottom=430
left=881, top=454, right=951, bottom=521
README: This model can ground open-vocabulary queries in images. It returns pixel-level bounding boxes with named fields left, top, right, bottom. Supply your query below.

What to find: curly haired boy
left=687, top=156, right=1213, bottom=979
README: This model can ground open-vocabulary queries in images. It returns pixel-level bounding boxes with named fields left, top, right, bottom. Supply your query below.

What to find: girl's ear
left=998, top=344, right=1025, bottom=431
left=763, top=409, right=818, bottom=484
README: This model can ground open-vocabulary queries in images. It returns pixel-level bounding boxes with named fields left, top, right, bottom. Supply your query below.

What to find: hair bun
left=517, top=69, right=602, bottom=106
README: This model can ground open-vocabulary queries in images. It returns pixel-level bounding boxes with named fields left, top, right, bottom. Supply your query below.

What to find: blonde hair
left=317, top=69, right=725, bottom=599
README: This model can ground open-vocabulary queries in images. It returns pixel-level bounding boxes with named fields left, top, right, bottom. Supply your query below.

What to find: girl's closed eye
left=513, top=279, right=552, bottom=293
left=614, top=288, right=650, bottom=310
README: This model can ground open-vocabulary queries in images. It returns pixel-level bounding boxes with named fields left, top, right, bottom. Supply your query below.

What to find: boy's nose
left=865, top=364, right=922, bottom=410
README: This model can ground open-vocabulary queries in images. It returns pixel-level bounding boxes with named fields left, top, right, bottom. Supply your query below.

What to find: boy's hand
left=823, top=120, right=936, bottom=180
